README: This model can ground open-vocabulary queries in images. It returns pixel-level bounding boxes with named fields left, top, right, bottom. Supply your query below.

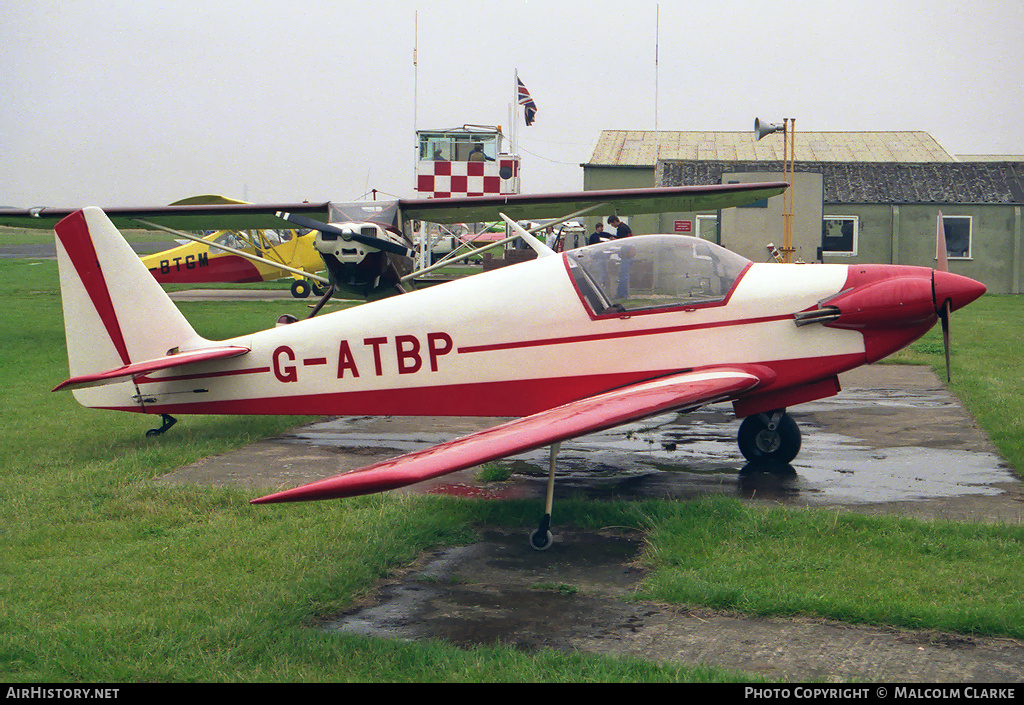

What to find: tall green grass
left=637, top=498, right=1024, bottom=638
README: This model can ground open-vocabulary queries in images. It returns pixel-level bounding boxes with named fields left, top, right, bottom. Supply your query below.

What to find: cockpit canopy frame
left=564, top=235, right=752, bottom=318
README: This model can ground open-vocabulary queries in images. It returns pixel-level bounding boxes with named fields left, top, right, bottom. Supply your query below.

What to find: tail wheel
left=738, top=410, right=801, bottom=464
left=290, top=279, right=312, bottom=298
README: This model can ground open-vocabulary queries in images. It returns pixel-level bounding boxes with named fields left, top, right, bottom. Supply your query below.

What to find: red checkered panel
left=416, top=158, right=519, bottom=198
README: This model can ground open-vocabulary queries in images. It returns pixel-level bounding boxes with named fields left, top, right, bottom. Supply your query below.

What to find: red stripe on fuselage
left=148, top=254, right=264, bottom=284
left=55, top=211, right=131, bottom=365
left=457, top=313, right=794, bottom=354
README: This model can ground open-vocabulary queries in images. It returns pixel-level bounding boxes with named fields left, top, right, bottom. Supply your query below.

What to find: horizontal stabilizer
left=251, top=366, right=770, bottom=504
left=53, top=345, right=250, bottom=392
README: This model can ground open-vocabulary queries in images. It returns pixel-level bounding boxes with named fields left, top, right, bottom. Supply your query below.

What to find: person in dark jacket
left=588, top=222, right=610, bottom=245
left=607, top=215, right=632, bottom=238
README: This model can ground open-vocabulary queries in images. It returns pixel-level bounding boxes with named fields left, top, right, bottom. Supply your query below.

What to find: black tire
left=530, top=529, right=554, bottom=551
left=737, top=411, right=801, bottom=464
left=290, top=279, right=311, bottom=298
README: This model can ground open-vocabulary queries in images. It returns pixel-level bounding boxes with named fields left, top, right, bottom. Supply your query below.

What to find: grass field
left=887, top=295, right=1024, bottom=474
left=1, top=255, right=1022, bottom=682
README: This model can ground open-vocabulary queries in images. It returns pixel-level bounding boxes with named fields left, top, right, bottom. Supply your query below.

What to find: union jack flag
left=517, top=77, right=537, bottom=126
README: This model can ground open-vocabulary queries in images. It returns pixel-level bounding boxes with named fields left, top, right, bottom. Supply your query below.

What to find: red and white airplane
left=45, top=184, right=985, bottom=549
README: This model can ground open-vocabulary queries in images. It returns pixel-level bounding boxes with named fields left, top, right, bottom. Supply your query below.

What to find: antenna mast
left=654, top=5, right=660, bottom=165
left=412, top=11, right=419, bottom=190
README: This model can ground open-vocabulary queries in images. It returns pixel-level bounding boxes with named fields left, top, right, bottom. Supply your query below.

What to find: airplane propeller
left=934, top=212, right=953, bottom=383
left=937, top=294, right=952, bottom=383
left=275, top=211, right=411, bottom=256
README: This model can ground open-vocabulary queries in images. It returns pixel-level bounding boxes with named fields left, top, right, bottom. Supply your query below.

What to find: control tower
left=415, top=125, right=521, bottom=198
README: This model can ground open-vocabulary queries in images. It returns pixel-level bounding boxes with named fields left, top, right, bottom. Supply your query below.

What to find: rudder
left=54, top=207, right=206, bottom=407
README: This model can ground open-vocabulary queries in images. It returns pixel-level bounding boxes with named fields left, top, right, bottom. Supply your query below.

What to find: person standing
left=606, top=216, right=633, bottom=299
left=588, top=222, right=609, bottom=245
left=607, top=215, right=632, bottom=239
left=544, top=226, right=558, bottom=249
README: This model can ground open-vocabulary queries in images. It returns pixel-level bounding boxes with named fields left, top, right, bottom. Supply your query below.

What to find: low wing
left=52, top=345, right=250, bottom=392
left=399, top=182, right=788, bottom=224
left=250, top=366, right=772, bottom=505
left=0, top=202, right=330, bottom=232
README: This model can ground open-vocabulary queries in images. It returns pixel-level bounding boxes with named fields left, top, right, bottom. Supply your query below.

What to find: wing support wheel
left=529, top=442, right=560, bottom=551
left=146, top=414, right=177, bottom=437
left=531, top=516, right=554, bottom=551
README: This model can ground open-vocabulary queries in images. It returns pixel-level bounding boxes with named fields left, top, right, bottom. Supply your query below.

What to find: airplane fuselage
left=73, top=234, right=972, bottom=422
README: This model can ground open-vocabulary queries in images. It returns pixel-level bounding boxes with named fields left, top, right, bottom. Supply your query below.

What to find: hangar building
left=581, top=130, right=1024, bottom=294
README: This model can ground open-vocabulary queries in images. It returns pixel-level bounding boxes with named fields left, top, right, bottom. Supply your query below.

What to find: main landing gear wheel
left=737, top=409, right=801, bottom=464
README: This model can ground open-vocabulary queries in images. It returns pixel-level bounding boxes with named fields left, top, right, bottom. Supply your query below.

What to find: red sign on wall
left=674, top=220, right=692, bottom=233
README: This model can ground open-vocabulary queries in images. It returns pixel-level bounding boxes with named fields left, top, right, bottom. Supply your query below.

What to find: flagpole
left=513, top=69, right=519, bottom=161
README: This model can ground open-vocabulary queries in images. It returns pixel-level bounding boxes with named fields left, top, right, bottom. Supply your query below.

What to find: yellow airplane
left=139, top=195, right=328, bottom=298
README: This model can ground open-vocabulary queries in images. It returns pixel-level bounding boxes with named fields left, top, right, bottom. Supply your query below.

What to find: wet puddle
left=159, top=366, right=1015, bottom=517
left=322, top=528, right=651, bottom=650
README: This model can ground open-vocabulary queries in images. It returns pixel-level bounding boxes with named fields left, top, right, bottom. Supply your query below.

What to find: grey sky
left=2, top=0, right=1021, bottom=208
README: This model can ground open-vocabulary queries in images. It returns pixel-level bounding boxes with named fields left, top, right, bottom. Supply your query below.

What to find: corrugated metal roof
left=659, top=161, right=1024, bottom=204
left=589, top=130, right=957, bottom=166
left=957, top=154, right=1024, bottom=162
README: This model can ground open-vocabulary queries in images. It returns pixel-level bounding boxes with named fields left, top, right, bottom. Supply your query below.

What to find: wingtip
left=249, top=483, right=324, bottom=504
left=250, top=488, right=303, bottom=504
left=249, top=471, right=379, bottom=504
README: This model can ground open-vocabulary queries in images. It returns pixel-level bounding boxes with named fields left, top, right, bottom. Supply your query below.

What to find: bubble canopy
left=564, top=235, right=752, bottom=317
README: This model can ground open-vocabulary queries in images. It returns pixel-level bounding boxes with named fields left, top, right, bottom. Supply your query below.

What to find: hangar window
left=696, top=215, right=718, bottom=242
left=565, top=235, right=751, bottom=317
left=941, top=215, right=972, bottom=260
left=822, top=216, right=858, bottom=255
